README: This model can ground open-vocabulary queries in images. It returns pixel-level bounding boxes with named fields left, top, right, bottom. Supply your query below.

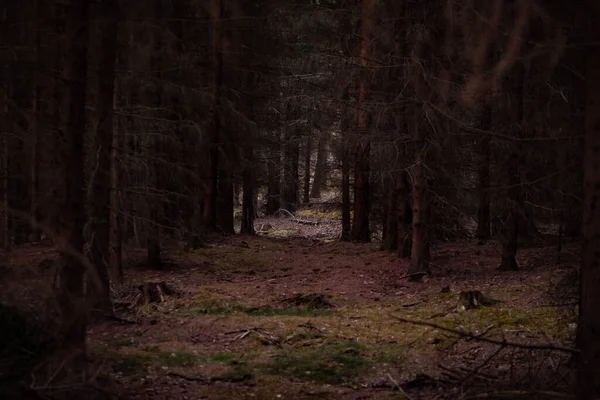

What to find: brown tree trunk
left=29, top=0, right=42, bottom=242
left=89, top=0, right=118, bottom=317
left=382, top=174, right=398, bottom=251
left=409, top=142, right=430, bottom=276
left=55, top=0, right=90, bottom=368
left=240, top=145, right=255, bottom=235
left=204, top=0, right=224, bottom=229
left=396, top=170, right=411, bottom=258
left=266, top=129, right=281, bottom=214
left=476, top=107, right=492, bottom=241
left=282, top=127, right=299, bottom=212
left=303, top=134, right=312, bottom=204
left=217, top=141, right=234, bottom=234
left=351, top=0, right=373, bottom=243
left=499, top=66, right=524, bottom=271
left=110, top=77, right=123, bottom=282
left=310, top=132, right=328, bottom=199
left=577, top=6, right=600, bottom=398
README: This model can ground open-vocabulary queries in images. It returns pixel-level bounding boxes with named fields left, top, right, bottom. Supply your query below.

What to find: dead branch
left=390, top=315, right=578, bottom=354
left=465, top=390, right=573, bottom=399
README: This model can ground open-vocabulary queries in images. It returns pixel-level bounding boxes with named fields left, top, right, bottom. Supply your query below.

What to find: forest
left=0, top=0, right=599, bottom=399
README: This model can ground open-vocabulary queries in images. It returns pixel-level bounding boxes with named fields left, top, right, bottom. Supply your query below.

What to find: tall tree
left=89, top=0, right=119, bottom=316
left=577, top=2, right=600, bottom=397
left=351, top=0, right=374, bottom=242
left=55, top=0, right=90, bottom=369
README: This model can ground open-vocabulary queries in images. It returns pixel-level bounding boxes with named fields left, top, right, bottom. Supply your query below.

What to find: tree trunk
left=110, top=76, right=123, bottom=282
left=577, top=7, right=600, bottom=398
left=217, top=142, right=234, bottom=234
left=240, top=146, right=255, bottom=235
left=89, top=0, right=118, bottom=317
left=282, top=127, right=299, bottom=212
left=303, top=134, right=312, bottom=204
left=396, top=170, right=411, bottom=258
left=476, top=106, right=492, bottom=241
left=351, top=0, right=374, bottom=243
left=498, top=66, right=524, bottom=271
left=409, top=143, right=430, bottom=276
left=147, top=0, right=163, bottom=271
left=382, top=174, right=398, bottom=251
left=266, top=129, right=281, bottom=215
left=29, top=0, right=42, bottom=242
left=310, top=132, right=328, bottom=199
left=204, top=0, right=224, bottom=230
left=55, top=0, right=90, bottom=369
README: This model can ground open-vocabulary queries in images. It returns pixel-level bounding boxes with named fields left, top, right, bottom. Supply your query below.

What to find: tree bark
left=266, top=129, right=281, bottom=214
left=204, top=0, right=224, bottom=230
left=89, top=0, right=118, bottom=317
left=476, top=107, right=492, bottom=241
left=577, top=6, right=600, bottom=398
left=310, top=132, right=328, bottom=199
left=110, top=76, right=123, bottom=282
left=282, top=126, right=299, bottom=212
left=55, top=0, right=90, bottom=369
left=351, top=0, right=374, bottom=243
left=240, top=145, right=255, bottom=235
left=303, top=133, right=312, bottom=204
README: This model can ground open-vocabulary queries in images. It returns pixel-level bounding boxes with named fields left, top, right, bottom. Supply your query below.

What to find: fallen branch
left=390, top=315, right=578, bottom=354
left=465, top=390, right=573, bottom=399
left=397, top=271, right=428, bottom=280
left=386, top=373, right=414, bottom=400
left=167, top=371, right=208, bottom=383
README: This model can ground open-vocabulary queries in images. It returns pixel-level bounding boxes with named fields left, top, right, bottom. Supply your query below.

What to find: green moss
left=211, top=363, right=254, bottom=382
left=114, top=352, right=155, bottom=376
left=264, top=342, right=371, bottom=384
left=200, top=353, right=239, bottom=363
left=108, top=338, right=136, bottom=348
left=187, top=299, right=334, bottom=317
left=371, top=344, right=405, bottom=364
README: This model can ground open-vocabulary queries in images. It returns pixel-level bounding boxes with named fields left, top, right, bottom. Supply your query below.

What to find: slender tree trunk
left=409, top=139, right=430, bottom=276
left=217, top=142, right=234, bottom=234
left=110, top=77, right=122, bottom=282
left=396, top=170, right=411, bottom=258
left=282, top=127, right=299, bottom=212
left=204, top=0, right=224, bottom=230
left=310, top=132, right=328, bottom=199
left=146, top=0, right=163, bottom=270
left=89, top=0, right=118, bottom=316
left=476, top=106, right=492, bottom=241
left=303, top=134, right=312, bottom=204
left=577, top=7, right=600, bottom=398
left=351, top=0, right=374, bottom=242
left=240, top=145, right=255, bottom=235
left=499, top=66, right=524, bottom=271
left=266, top=129, right=281, bottom=214
left=382, top=174, right=398, bottom=251
left=55, top=0, right=90, bottom=369
left=29, top=0, right=42, bottom=242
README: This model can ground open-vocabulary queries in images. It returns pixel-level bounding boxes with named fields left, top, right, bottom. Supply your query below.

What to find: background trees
left=0, top=0, right=599, bottom=397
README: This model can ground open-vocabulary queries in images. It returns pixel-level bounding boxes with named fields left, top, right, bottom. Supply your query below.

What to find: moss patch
left=188, top=299, right=334, bottom=317
left=264, top=342, right=371, bottom=384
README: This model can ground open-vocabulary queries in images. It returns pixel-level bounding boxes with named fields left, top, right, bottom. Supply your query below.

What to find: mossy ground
left=3, top=233, right=575, bottom=399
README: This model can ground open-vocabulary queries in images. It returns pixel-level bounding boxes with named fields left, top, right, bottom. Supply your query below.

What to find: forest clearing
left=1, top=207, right=579, bottom=399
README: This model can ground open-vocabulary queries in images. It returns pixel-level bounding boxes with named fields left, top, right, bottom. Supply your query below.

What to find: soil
left=0, top=211, right=580, bottom=400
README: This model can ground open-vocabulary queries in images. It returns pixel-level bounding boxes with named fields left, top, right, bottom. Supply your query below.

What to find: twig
left=465, top=390, right=573, bottom=399
left=390, top=315, right=578, bottom=354
left=397, top=271, right=428, bottom=280
left=386, top=373, right=414, bottom=400
left=167, top=371, right=208, bottom=383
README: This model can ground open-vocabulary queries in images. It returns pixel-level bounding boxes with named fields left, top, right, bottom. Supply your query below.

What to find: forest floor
left=0, top=209, right=581, bottom=400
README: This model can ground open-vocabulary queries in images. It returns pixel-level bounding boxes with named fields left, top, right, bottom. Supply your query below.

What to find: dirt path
left=81, top=236, right=578, bottom=400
